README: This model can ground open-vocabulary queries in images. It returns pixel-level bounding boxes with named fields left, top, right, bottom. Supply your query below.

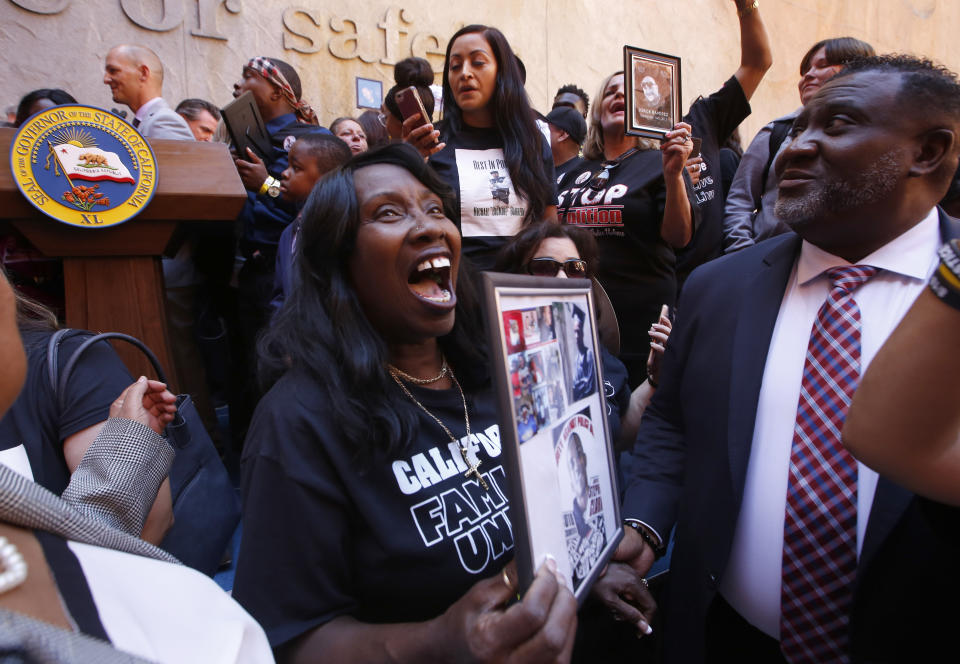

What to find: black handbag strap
left=47, top=329, right=168, bottom=412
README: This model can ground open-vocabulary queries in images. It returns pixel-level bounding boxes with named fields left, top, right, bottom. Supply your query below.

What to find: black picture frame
left=482, top=272, right=623, bottom=606
left=356, top=77, right=383, bottom=110
left=623, top=45, right=681, bottom=140
left=220, top=90, right=272, bottom=161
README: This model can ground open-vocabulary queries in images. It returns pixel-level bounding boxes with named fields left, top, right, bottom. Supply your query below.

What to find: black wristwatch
left=624, top=519, right=667, bottom=559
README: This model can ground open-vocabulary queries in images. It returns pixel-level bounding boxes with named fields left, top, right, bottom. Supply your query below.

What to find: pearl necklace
left=388, top=364, right=489, bottom=490
left=0, top=536, right=27, bottom=595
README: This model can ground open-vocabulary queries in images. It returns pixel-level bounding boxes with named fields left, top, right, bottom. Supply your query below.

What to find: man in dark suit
left=613, top=55, right=960, bottom=662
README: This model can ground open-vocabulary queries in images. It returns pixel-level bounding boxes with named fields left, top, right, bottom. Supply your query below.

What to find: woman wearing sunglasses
left=557, top=70, right=695, bottom=389
left=495, top=222, right=672, bottom=451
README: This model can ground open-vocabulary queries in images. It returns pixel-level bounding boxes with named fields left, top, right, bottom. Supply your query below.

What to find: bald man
left=103, top=44, right=193, bottom=140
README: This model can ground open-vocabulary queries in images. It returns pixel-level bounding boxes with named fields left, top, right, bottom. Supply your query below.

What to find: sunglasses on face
left=526, top=257, right=588, bottom=278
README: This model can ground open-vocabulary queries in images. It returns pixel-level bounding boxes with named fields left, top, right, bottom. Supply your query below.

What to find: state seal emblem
left=9, top=105, right=158, bottom=228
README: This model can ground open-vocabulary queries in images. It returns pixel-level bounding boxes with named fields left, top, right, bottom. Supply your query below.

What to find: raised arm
left=731, top=0, right=773, bottom=100
left=660, top=124, right=696, bottom=248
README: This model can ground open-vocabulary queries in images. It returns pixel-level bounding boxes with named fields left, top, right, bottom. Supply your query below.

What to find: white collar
left=134, top=97, right=165, bottom=123
left=796, top=207, right=941, bottom=285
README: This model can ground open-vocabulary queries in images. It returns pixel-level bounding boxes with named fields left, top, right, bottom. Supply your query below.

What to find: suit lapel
left=859, top=208, right=960, bottom=569
left=726, top=235, right=801, bottom=502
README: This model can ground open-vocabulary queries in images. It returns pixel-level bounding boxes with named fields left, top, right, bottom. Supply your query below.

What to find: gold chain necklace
left=386, top=358, right=449, bottom=385
left=388, top=364, right=489, bottom=490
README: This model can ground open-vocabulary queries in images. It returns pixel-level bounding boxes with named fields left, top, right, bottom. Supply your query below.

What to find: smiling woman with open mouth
left=231, top=143, right=579, bottom=663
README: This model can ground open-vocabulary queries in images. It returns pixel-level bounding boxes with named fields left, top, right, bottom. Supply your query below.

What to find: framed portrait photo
left=482, top=272, right=623, bottom=606
left=623, top=45, right=681, bottom=140
left=355, top=77, right=383, bottom=110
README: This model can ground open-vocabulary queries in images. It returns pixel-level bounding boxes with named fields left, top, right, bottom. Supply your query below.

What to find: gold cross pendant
left=460, top=447, right=489, bottom=490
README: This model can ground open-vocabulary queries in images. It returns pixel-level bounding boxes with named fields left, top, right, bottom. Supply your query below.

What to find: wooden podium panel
left=0, top=130, right=247, bottom=385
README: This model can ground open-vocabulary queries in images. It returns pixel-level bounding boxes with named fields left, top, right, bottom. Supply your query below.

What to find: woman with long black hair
left=232, top=144, right=576, bottom=662
left=424, top=24, right=557, bottom=271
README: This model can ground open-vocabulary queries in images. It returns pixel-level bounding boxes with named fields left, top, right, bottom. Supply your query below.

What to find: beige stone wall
left=4, top=0, right=959, bottom=147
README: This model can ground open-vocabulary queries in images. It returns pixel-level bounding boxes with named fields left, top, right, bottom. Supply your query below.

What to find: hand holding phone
left=397, top=86, right=443, bottom=157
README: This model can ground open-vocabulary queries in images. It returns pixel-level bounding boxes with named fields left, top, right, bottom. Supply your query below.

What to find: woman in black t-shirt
left=558, top=71, right=695, bottom=388
left=408, top=25, right=556, bottom=271
left=233, top=144, right=576, bottom=662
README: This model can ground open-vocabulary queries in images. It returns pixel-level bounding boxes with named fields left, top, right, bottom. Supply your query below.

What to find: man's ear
left=138, top=64, right=150, bottom=82
left=557, top=129, right=569, bottom=144
left=910, top=128, right=956, bottom=177
left=270, top=84, right=284, bottom=102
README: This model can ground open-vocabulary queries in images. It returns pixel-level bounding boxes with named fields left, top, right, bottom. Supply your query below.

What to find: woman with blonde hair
left=559, top=70, right=695, bottom=387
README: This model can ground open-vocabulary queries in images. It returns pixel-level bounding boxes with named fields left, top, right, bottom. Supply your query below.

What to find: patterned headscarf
left=245, top=56, right=318, bottom=125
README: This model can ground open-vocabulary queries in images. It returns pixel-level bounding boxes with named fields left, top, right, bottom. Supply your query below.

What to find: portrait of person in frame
left=624, top=46, right=681, bottom=139
left=632, top=59, right=673, bottom=131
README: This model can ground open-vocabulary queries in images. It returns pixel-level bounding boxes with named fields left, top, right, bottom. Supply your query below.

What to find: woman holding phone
left=381, top=56, right=436, bottom=141
left=409, top=25, right=556, bottom=271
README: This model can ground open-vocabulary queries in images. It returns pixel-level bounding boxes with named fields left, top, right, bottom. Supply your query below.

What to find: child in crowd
left=271, top=133, right=352, bottom=315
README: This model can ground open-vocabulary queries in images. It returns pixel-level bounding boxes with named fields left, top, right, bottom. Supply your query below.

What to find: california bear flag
left=52, top=143, right=135, bottom=185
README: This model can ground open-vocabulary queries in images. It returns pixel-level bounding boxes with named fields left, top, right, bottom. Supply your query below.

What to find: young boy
left=270, top=133, right=352, bottom=315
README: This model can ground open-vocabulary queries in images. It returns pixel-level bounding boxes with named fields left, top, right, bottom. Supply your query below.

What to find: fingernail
left=544, top=553, right=558, bottom=573
left=138, top=376, right=146, bottom=383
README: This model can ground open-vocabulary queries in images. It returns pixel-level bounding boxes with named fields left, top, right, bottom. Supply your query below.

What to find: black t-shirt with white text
left=555, top=156, right=585, bottom=183
left=675, top=76, right=751, bottom=287
left=0, top=330, right=132, bottom=491
left=429, top=125, right=556, bottom=271
left=233, top=370, right=512, bottom=648
left=557, top=152, right=698, bottom=379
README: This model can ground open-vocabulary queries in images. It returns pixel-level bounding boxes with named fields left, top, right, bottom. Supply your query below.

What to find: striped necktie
left=780, top=265, right=877, bottom=663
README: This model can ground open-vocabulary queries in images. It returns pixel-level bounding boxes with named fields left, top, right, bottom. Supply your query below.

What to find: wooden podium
left=0, top=129, right=247, bottom=385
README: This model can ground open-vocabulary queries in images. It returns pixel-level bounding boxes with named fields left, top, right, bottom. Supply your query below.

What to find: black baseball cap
left=545, top=106, right=587, bottom=145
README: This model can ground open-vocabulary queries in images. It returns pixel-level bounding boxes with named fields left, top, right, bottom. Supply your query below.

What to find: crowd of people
left=2, top=0, right=960, bottom=661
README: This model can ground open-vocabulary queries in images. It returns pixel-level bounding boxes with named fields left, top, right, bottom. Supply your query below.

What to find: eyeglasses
left=377, top=112, right=387, bottom=127
left=526, top=258, right=588, bottom=278
left=586, top=147, right=640, bottom=191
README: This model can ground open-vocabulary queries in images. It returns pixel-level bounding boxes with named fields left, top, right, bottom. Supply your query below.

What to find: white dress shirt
left=133, top=96, right=164, bottom=125
left=719, top=208, right=942, bottom=638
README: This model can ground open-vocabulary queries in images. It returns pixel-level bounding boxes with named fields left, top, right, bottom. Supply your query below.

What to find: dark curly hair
left=554, top=83, right=590, bottom=114
left=833, top=54, right=960, bottom=121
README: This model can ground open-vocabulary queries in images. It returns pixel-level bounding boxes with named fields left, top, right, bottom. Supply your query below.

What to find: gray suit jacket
left=137, top=97, right=194, bottom=141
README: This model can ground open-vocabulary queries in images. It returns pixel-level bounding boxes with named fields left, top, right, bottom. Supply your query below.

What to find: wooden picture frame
left=624, top=45, right=681, bottom=140
left=482, top=272, right=623, bottom=606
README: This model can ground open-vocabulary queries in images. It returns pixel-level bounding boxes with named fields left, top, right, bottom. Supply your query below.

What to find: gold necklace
left=388, top=364, right=489, bottom=490
left=386, top=358, right=449, bottom=385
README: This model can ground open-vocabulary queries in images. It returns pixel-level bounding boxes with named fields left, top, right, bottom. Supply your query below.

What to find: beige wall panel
left=3, top=0, right=959, bottom=149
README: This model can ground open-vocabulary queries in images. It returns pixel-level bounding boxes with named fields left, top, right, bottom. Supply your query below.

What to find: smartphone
left=690, top=137, right=702, bottom=159
left=396, top=86, right=439, bottom=148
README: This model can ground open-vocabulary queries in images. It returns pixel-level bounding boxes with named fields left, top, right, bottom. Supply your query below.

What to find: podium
left=0, top=129, right=247, bottom=385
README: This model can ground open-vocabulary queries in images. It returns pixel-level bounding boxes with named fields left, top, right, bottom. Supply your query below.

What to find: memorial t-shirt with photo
left=429, top=125, right=556, bottom=271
